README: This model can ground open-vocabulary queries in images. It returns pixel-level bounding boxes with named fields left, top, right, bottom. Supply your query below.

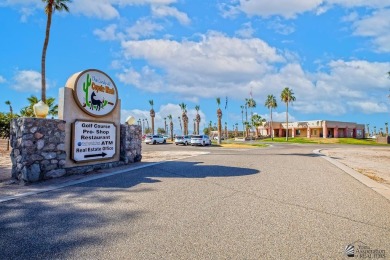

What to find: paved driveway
left=0, top=143, right=389, bottom=259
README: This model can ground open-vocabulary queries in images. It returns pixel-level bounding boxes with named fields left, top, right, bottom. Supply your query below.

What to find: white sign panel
left=73, top=69, right=118, bottom=117
left=72, top=121, right=116, bottom=162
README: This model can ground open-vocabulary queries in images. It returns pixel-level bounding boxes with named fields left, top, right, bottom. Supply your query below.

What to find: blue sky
left=1, top=0, right=390, bottom=134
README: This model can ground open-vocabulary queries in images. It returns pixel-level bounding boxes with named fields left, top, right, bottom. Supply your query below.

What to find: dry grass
left=355, top=168, right=387, bottom=183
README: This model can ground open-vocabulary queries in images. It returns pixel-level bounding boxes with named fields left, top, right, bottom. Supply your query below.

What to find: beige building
left=259, top=120, right=365, bottom=139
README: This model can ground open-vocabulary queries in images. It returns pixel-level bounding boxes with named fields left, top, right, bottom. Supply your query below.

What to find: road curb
left=314, top=149, right=390, bottom=202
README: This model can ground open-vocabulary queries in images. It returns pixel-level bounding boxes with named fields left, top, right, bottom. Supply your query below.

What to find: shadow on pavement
left=73, top=161, right=260, bottom=189
left=0, top=161, right=259, bottom=259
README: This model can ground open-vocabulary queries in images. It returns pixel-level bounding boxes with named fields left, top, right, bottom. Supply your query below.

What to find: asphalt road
left=0, top=143, right=389, bottom=259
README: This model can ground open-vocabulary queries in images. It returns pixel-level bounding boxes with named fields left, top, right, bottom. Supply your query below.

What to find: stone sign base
left=10, top=118, right=142, bottom=183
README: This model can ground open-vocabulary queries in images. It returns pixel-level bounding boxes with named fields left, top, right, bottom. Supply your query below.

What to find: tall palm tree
left=247, top=98, right=257, bottom=118
left=224, top=122, right=228, bottom=139
left=168, top=114, right=173, bottom=141
left=209, top=121, right=212, bottom=136
left=385, top=122, right=388, bottom=137
left=178, top=116, right=182, bottom=133
left=149, top=100, right=155, bottom=134
left=179, top=103, right=187, bottom=135
left=244, top=99, right=248, bottom=122
left=164, top=117, right=167, bottom=133
left=5, top=100, right=13, bottom=119
left=265, top=94, right=277, bottom=140
left=240, top=105, right=244, bottom=137
left=41, top=0, right=70, bottom=104
left=374, top=126, right=377, bottom=135
left=193, top=119, right=196, bottom=134
left=195, top=105, right=201, bottom=135
left=280, top=87, right=296, bottom=141
left=216, top=97, right=223, bottom=144
left=366, top=124, right=370, bottom=138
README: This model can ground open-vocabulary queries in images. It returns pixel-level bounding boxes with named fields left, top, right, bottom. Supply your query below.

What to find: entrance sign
left=72, top=120, right=116, bottom=162
left=73, top=69, right=118, bottom=117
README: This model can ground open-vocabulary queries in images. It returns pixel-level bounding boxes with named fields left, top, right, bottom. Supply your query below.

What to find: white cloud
left=125, top=18, right=164, bottom=39
left=151, top=5, right=190, bottom=25
left=94, top=24, right=119, bottom=41
left=0, top=75, right=6, bottom=84
left=70, top=0, right=120, bottom=20
left=235, top=22, right=256, bottom=38
left=117, top=31, right=390, bottom=116
left=351, top=9, right=390, bottom=53
left=225, top=0, right=390, bottom=19
left=231, top=0, right=324, bottom=19
left=326, top=0, right=390, bottom=9
left=347, top=101, right=388, bottom=113
left=267, top=18, right=295, bottom=35
left=11, top=70, right=44, bottom=93
left=119, top=32, right=285, bottom=97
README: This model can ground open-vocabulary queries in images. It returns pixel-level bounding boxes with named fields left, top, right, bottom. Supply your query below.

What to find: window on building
left=313, top=130, right=317, bottom=135
left=295, top=129, right=301, bottom=135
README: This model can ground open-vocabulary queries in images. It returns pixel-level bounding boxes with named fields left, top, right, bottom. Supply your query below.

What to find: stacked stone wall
left=10, top=118, right=66, bottom=182
left=120, top=124, right=142, bottom=163
left=10, top=118, right=142, bottom=183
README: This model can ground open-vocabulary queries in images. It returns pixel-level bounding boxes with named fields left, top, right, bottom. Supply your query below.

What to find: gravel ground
left=320, top=147, right=390, bottom=189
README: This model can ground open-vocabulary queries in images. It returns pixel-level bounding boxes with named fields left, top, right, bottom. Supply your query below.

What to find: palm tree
left=179, top=103, right=187, bottom=135
left=164, top=117, right=167, bottom=133
left=209, top=121, right=212, bottom=136
left=168, top=114, right=173, bottom=141
left=20, top=95, right=57, bottom=118
left=244, top=99, right=248, bottom=122
left=216, top=97, right=223, bottom=144
left=280, top=87, right=296, bottom=141
left=374, top=126, right=377, bottom=135
left=195, top=105, right=201, bottom=135
left=149, top=100, right=155, bottom=134
left=235, top=123, right=238, bottom=137
left=41, top=0, right=70, bottom=104
left=244, top=121, right=251, bottom=138
left=5, top=100, right=13, bottom=119
left=265, top=94, right=277, bottom=140
left=251, top=114, right=264, bottom=138
left=240, top=105, right=244, bottom=137
left=366, top=124, right=370, bottom=138
left=224, top=122, right=228, bottom=139
left=193, top=119, right=196, bottom=134
left=247, top=98, right=257, bottom=118
left=178, top=116, right=182, bottom=133
left=385, top=122, right=388, bottom=137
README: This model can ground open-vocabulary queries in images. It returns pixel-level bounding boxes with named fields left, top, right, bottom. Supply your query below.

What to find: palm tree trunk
left=170, top=123, right=173, bottom=141
left=152, top=117, right=155, bottom=135
left=286, top=103, right=289, bottom=141
left=41, top=5, right=53, bottom=104
left=270, top=108, right=273, bottom=140
left=218, top=117, right=221, bottom=145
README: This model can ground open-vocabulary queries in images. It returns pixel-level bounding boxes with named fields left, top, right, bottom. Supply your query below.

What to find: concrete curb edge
left=313, top=149, right=390, bottom=202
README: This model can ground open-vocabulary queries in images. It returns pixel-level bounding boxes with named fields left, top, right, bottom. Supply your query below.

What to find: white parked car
left=144, top=134, right=166, bottom=144
left=213, top=136, right=225, bottom=140
left=175, top=135, right=191, bottom=146
left=191, top=135, right=211, bottom=146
